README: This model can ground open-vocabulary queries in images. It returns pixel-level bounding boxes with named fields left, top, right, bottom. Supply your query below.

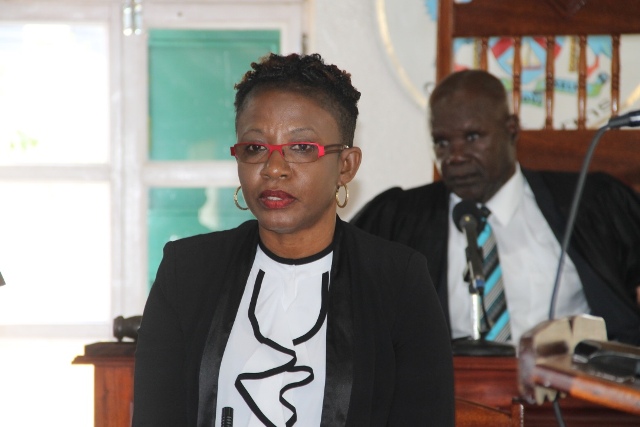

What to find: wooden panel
left=455, top=397, right=520, bottom=427
left=577, top=35, right=588, bottom=129
left=454, top=357, right=520, bottom=409
left=512, top=37, right=522, bottom=116
left=544, top=36, right=556, bottom=129
left=451, top=0, right=640, bottom=37
left=436, top=0, right=454, bottom=82
left=517, top=129, right=640, bottom=192
left=73, top=342, right=136, bottom=427
left=611, top=34, right=621, bottom=115
left=93, top=363, right=134, bottom=427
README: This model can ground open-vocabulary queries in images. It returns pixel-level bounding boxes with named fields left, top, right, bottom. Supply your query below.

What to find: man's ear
left=337, top=146, right=362, bottom=186
left=507, top=114, right=520, bottom=144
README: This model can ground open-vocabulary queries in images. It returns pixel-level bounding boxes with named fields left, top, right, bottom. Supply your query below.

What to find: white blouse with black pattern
left=215, top=243, right=332, bottom=427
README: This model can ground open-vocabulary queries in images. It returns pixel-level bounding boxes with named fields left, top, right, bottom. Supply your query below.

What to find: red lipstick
left=259, top=190, right=295, bottom=209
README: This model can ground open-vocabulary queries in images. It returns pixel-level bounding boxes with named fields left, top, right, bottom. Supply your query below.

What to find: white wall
left=307, top=0, right=436, bottom=219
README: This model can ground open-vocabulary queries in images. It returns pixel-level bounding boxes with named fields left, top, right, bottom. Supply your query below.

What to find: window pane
left=0, top=182, right=111, bottom=324
left=0, top=23, right=109, bottom=164
left=148, top=187, right=255, bottom=287
left=0, top=338, right=94, bottom=427
left=148, top=29, right=280, bottom=161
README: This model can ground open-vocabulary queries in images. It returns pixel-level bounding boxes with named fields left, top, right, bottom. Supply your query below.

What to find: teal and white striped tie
left=478, top=209, right=511, bottom=342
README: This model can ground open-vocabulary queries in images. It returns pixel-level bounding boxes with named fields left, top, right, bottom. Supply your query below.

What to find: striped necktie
left=478, top=208, right=511, bottom=342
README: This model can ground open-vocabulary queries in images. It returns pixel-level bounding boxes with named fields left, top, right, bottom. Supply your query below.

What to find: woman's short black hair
left=234, top=53, right=361, bottom=147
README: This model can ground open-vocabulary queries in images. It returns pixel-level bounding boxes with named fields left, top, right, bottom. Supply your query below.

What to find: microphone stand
left=549, top=127, right=609, bottom=321
left=534, top=110, right=638, bottom=427
left=452, top=214, right=515, bottom=357
left=462, top=216, right=485, bottom=341
left=550, top=110, right=640, bottom=320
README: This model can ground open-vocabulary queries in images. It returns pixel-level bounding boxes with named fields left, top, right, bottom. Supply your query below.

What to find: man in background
left=352, top=69, right=640, bottom=345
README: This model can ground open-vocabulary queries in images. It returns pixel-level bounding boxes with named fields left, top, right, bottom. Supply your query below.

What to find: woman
left=133, top=53, right=454, bottom=427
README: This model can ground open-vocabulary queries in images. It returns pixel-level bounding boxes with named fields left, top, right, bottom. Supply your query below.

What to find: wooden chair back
left=435, top=0, right=640, bottom=191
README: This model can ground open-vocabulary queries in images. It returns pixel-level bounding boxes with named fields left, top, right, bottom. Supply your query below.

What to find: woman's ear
left=337, top=146, right=362, bottom=186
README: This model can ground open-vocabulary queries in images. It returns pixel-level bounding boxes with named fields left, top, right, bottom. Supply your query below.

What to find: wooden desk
left=528, top=353, right=640, bottom=416
left=74, top=343, right=639, bottom=427
left=73, top=342, right=136, bottom=427
left=455, top=356, right=640, bottom=426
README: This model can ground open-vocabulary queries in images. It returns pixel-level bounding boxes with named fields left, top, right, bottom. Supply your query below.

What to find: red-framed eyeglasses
left=230, top=142, right=347, bottom=164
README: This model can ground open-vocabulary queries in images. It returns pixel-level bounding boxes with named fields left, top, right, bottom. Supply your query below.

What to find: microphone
left=452, top=200, right=486, bottom=293
left=451, top=201, right=515, bottom=356
left=452, top=201, right=486, bottom=341
left=221, top=407, right=234, bottom=427
left=606, top=109, right=640, bottom=129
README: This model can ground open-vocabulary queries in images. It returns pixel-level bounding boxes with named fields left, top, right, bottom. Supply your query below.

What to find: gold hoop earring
left=335, top=184, right=349, bottom=208
left=234, top=186, right=249, bottom=211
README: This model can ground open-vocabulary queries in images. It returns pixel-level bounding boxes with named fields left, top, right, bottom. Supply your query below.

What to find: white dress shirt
left=447, top=165, right=591, bottom=345
left=216, top=245, right=330, bottom=426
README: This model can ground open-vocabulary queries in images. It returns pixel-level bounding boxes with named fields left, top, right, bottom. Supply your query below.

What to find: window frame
left=0, top=0, right=304, bottom=336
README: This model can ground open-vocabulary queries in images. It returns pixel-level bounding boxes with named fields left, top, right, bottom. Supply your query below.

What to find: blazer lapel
left=197, top=224, right=259, bottom=427
left=321, top=219, right=354, bottom=426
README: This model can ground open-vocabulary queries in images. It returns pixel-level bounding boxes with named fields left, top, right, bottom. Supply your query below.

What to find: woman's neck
left=258, top=218, right=337, bottom=259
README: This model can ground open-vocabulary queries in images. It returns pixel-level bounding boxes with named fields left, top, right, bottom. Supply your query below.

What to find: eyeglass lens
left=235, top=143, right=322, bottom=163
